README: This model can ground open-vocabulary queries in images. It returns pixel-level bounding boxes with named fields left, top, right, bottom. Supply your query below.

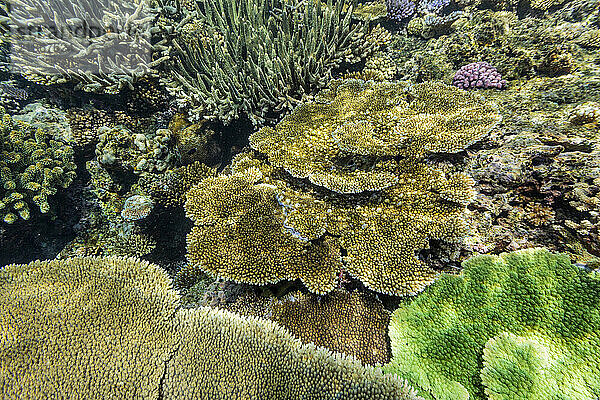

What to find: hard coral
left=0, top=256, right=423, bottom=400
left=183, top=173, right=343, bottom=293
left=250, top=79, right=500, bottom=193
left=183, top=79, right=499, bottom=296
left=0, top=107, right=77, bottom=224
left=162, top=0, right=385, bottom=125
left=225, top=290, right=391, bottom=365
left=385, top=248, right=600, bottom=400
left=452, top=62, right=507, bottom=90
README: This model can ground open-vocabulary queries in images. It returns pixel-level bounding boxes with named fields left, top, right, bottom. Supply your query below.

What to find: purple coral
left=452, top=62, right=507, bottom=90
left=419, top=0, right=450, bottom=13
left=386, top=0, right=416, bottom=22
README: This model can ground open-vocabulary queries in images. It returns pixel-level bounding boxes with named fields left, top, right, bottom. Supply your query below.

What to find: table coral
left=185, top=79, right=498, bottom=296
left=385, top=248, right=600, bottom=400
left=224, top=290, right=391, bottom=365
left=0, top=107, right=77, bottom=224
left=250, top=79, right=500, bottom=193
left=0, top=256, right=423, bottom=400
left=183, top=173, right=343, bottom=293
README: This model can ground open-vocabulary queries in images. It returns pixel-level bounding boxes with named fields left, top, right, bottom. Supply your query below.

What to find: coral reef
left=95, top=126, right=177, bottom=174
left=224, top=290, right=391, bottom=365
left=2, top=0, right=163, bottom=93
left=184, top=79, right=499, bottom=296
left=386, top=0, right=417, bottom=22
left=385, top=248, right=600, bottom=400
left=250, top=79, right=500, bottom=192
left=139, top=161, right=216, bottom=208
left=0, top=107, right=77, bottom=224
left=0, top=256, right=423, bottom=400
left=161, top=0, right=388, bottom=125
left=183, top=173, right=343, bottom=293
left=121, top=194, right=154, bottom=220
left=67, top=108, right=151, bottom=148
left=452, top=61, right=507, bottom=90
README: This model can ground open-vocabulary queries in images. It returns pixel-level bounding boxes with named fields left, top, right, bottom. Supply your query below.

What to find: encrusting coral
left=161, top=0, right=389, bottom=125
left=384, top=248, right=600, bottom=400
left=0, top=256, right=423, bottom=400
left=0, top=106, right=77, bottom=224
left=184, top=79, right=499, bottom=296
left=224, top=289, right=391, bottom=365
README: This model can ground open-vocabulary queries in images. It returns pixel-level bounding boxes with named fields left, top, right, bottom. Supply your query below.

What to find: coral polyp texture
left=161, top=0, right=388, bottom=125
left=385, top=248, right=600, bottom=400
left=0, top=107, right=77, bottom=224
left=225, top=290, right=391, bottom=365
left=452, top=62, right=507, bottom=90
left=183, top=79, right=499, bottom=296
left=250, top=79, right=500, bottom=193
left=0, top=257, right=423, bottom=400
left=183, top=173, right=343, bottom=293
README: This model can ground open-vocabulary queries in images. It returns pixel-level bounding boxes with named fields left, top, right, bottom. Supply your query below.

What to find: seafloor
left=1, top=0, right=599, bottom=398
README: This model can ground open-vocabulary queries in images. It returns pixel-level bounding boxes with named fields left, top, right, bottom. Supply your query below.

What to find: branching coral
left=0, top=106, right=77, bottom=224
left=161, top=0, right=388, bottom=125
left=384, top=248, right=600, bottom=400
left=0, top=256, right=423, bottom=400
left=2, top=0, right=162, bottom=93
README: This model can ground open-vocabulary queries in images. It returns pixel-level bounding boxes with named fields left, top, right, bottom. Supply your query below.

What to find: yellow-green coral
left=225, top=290, right=391, bottom=365
left=0, top=257, right=179, bottom=398
left=384, top=248, right=600, bottom=400
left=250, top=79, right=499, bottom=193
left=0, top=106, right=77, bottom=224
left=183, top=173, right=343, bottom=293
left=0, top=257, right=423, bottom=400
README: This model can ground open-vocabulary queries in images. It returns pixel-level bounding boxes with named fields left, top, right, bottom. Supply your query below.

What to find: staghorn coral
left=0, top=106, right=77, bottom=224
left=161, top=0, right=387, bottom=125
left=250, top=79, right=500, bottom=194
left=183, top=173, right=343, bottom=293
left=224, top=290, right=391, bottom=365
left=0, top=256, right=423, bottom=400
left=2, top=0, right=163, bottom=93
left=385, top=248, right=600, bottom=400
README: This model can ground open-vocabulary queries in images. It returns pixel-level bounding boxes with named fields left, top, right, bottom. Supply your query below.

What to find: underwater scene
left=0, top=0, right=599, bottom=398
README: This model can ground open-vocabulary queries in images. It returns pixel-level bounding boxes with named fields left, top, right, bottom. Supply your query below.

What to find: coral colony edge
left=0, top=0, right=599, bottom=399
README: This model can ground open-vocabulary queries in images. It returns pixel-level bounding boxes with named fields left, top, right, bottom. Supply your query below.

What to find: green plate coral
left=385, top=248, right=600, bottom=400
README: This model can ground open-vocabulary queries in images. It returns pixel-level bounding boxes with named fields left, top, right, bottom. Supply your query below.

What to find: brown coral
left=225, top=290, right=391, bottom=365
